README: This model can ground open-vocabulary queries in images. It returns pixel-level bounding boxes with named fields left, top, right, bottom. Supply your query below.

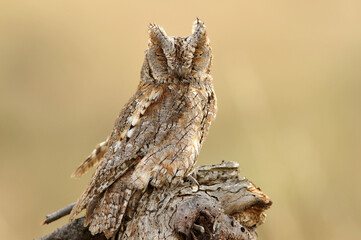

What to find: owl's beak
left=177, top=65, right=189, bottom=78
left=177, top=65, right=183, bottom=76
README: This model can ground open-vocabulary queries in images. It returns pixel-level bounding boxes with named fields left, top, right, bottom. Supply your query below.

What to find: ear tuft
left=191, top=18, right=208, bottom=46
left=148, top=24, right=170, bottom=46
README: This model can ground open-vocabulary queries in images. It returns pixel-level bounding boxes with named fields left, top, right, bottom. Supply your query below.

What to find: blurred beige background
left=1, top=1, right=361, bottom=239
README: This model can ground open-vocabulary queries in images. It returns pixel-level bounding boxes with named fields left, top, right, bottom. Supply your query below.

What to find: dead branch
left=37, top=161, right=271, bottom=240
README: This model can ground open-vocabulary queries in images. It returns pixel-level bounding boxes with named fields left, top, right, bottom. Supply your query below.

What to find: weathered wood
left=41, top=203, right=76, bottom=225
left=37, top=161, right=271, bottom=240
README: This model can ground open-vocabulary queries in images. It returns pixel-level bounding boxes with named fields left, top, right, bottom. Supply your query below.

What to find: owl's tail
left=85, top=180, right=134, bottom=239
left=71, top=137, right=109, bottom=178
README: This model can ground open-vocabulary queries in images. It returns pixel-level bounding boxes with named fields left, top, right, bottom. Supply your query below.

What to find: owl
left=68, top=19, right=217, bottom=238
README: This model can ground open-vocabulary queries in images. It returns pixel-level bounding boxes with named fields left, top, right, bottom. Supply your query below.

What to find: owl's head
left=141, top=19, right=212, bottom=83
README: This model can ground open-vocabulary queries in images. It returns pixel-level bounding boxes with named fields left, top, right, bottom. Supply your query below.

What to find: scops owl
left=68, top=19, right=217, bottom=238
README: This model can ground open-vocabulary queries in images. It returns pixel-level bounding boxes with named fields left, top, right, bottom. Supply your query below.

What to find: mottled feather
left=71, top=137, right=109, bottom=178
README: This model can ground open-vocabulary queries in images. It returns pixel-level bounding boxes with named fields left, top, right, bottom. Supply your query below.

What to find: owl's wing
left=71, top=137, right=109, bottom=178
left=69, top=82, right=167, bottom=221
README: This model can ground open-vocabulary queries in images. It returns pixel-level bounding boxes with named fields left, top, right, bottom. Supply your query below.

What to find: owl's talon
left=187, top=175, right=200, bottom=192
left=192, top=223, right=205, bottom=234
left=187, top=175, right=200, bottom=186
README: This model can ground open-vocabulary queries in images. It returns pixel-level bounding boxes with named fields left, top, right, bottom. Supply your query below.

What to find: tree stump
left=37, top=161, right=272, bottom=240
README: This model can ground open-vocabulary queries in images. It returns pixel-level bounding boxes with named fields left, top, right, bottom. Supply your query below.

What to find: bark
left=37, top=161, right=272, bottom=240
